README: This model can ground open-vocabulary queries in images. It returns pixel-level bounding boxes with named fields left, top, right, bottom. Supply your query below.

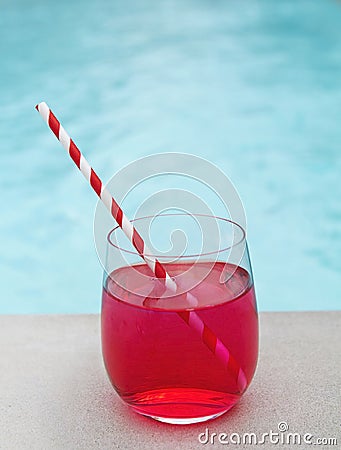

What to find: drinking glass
left=101, top=213, right=258, bottom=424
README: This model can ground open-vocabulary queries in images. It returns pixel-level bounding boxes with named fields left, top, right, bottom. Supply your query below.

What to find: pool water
left=0, top=0, right=340, bottom=313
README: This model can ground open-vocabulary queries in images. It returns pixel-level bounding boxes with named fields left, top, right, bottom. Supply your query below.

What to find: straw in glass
left=35, top=102, right=247, bottom=393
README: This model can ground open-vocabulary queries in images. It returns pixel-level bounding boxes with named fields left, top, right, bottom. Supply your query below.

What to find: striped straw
left=35, top=102, right=247, bottom=393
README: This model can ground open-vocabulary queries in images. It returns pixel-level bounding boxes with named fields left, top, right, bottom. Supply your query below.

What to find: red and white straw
left=35, top=102, right=247, bottom=393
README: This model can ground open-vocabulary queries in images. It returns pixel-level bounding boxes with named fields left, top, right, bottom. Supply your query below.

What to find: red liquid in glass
left=101, top=262, right=258, bottom=422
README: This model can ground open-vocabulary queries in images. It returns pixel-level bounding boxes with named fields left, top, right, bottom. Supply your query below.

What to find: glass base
left=124, top=388, right=240, bottom=425
left=137, top=409, right=228, bottom=425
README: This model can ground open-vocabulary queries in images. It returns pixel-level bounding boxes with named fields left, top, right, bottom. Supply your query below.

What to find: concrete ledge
left=0, top=312, right=340, bottom=449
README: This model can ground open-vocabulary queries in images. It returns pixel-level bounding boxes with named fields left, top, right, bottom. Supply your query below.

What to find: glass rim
left=107, top=213, right=246, bottom=258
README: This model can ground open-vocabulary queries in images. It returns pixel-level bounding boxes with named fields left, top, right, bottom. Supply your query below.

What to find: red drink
left=102, top=261, right=258, bottom=423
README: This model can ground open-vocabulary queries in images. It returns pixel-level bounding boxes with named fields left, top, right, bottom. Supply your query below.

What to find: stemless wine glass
left=101, top=213, right=258, bottom=424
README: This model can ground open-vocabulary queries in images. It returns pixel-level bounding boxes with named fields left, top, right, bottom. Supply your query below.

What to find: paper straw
left=35, top=102, right=247, bottom=393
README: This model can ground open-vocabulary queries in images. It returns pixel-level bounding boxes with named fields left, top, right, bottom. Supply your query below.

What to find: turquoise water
left=1, top=0, right=340, bottom=313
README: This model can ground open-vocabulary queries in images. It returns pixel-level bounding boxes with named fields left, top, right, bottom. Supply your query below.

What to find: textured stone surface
left=0, top=312, right=340, bottom=449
